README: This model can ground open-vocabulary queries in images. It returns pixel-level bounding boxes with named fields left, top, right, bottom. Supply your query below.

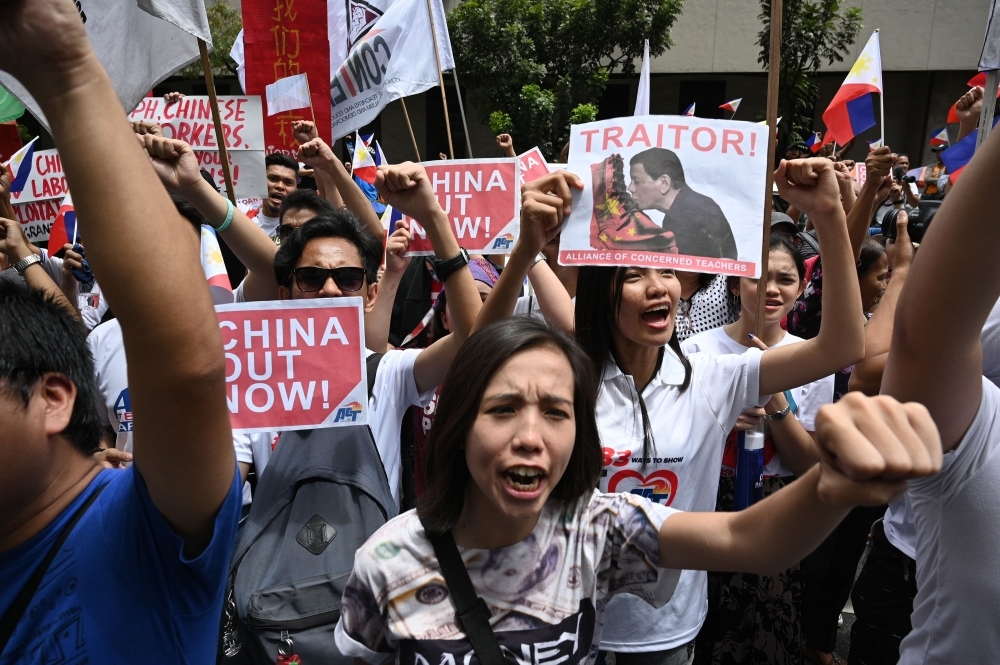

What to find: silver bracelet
left=531, top=252, right=547, bottom=267
left=13, top=253, right=42, bottom=276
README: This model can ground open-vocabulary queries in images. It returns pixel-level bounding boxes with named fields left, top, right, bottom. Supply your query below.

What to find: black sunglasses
left=292, top=266, right=366, bottom=293
left=276, top=224, right=296, bottom=240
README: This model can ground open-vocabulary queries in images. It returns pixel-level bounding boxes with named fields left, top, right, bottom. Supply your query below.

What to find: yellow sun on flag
left=849, top=52, right=873, bottom=79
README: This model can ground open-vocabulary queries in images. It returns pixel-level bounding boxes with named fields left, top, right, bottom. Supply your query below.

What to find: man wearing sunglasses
left=270, top=162, right=483, bottom=506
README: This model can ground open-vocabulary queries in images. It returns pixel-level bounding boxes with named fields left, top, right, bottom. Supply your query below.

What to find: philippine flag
left=929, top=127, right=950, bottom=147
left=47, top=193, right=76, bottom=251
left=351, top=130, right=378, bottom=184
left=719, top=98, right=741, bottom=114
left=374, top=141, right=388, bottom=167
left=867, top=138, right=883, bottom=151
left=821, top=31, right=882, bottom=146
left=3, top=136, right=38, bottom=198
left=682, top=103, right=696, bottom=117
left=805, top=132, right=822, bottom=153
left=201, top=225, right=234, bottom=304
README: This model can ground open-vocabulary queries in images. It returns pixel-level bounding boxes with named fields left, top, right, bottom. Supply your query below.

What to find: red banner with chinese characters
left=242, top=0, right=331, bottom=156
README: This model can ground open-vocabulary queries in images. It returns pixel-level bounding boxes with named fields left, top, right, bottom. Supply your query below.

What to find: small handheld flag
left=719, top=98, right=741, bottom=114
left=868, top=138, right=883, bottom=151
left=201, top=225, right=234, bottom=304
left=3, top=136, right=38, bottom=198
left=351, top=130, right=378, bottom=184
left=757, top=117, right=782, bottom=126
left=265, top=74, right=311, bottom=117
left=805, top=132, right=823, bottom=153
left=47, top=193, right=76, bottom=251
left=929, top=127, right=950, bottom=147
left=941, top=131, right=975, bottom=182
left=682, top=103, right=696, bottom=117
left=821, top=30, right=882, bottom=146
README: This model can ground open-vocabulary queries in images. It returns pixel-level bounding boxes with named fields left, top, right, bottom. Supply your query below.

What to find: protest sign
left=518, top=147, right=551, bottom=185
left=217, top=298, right=368, bottom=433
left=243, top=0, right=332, bottom=153
left=403, top=159, right=520, bottom=255
left=8, top=148, right=66, bottom=242
left=13, top=199, right=62, bottom=244
left=853, top=162, right=867, bottom=187
left=559, top=116, right=768, bottom=278
left=128, top=96, right=266, bottom=198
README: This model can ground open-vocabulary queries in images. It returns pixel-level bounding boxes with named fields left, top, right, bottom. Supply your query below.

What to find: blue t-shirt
left=0, top=465, right=241, bottom=664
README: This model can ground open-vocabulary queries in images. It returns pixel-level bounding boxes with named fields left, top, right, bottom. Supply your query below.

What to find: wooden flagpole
left=424, top=0, right=455, bottom=159
left=452, top=69, right=474, bottom=158
left=754, top=0, right=782, bottom=339
left=199, top=39, right=236, bottom=204
left=400, top=98, right=422, bottom=161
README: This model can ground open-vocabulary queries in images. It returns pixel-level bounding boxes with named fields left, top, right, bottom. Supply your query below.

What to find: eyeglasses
left=292, top=266, right=366, bottom=293
left=276, top=224, right=296, bottom=241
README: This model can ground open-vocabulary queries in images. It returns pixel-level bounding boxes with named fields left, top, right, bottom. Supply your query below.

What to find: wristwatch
left=429, top=247, right=470, bottom=282
left=766, top=403, right=792, bottom=421
left=531, top=251, right=548, bottom=267
left=12, top=253, right=42, bottom=276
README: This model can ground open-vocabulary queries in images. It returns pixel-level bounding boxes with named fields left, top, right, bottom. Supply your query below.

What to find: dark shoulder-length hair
left=574, top=266, right=692, bottom=466
left=418, top=317, right=602, bottom=534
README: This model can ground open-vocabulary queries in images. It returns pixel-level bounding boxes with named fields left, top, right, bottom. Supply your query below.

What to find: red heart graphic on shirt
left=607, top=469, right=679, bottom=506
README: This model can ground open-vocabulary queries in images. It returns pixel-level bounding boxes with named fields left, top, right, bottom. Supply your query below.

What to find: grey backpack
left=220, top=356, right=397, bottom=664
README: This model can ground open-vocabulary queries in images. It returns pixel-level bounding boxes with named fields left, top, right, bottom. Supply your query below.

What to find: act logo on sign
left=114, top=388, right=133, bottom=432
left=608, top=469, right=679, bottom=506
left=334, top=401, right=364, bottom=423
left=491, top=233, right=515, bottom=251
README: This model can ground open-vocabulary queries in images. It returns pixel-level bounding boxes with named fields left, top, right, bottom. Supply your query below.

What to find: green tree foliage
left=757, top=0, right=862, bottom=149
left=178, top=1, right=243, bottom=79
left=449, top=0, right=682, bottom=158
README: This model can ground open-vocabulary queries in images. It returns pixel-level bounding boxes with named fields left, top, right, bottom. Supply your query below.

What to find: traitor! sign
left=559, top=116, right=768, bottom=277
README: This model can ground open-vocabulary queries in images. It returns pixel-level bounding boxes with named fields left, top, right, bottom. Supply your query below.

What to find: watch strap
left=12, top=253, right=42, bottom=276
left=433, top=248, right=470, bottom=282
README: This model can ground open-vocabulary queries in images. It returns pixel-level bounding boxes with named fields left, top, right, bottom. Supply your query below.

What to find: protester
left=0, top=3, right=240, bottom=661
left=881, top=112, right=1000, bottom=665
left=684, top=233, right=833, bottom=664
left=334, top=317, right=940, bottom=665
left=496, top=133, right=516, bottom=157
left=471, top=158, right=865, bottom=663
left=270, top=161, right=485, bottom=506
left=245, top=152, right=299, bottom=237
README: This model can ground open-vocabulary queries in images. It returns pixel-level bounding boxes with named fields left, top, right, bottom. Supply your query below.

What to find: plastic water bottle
left=733, top=428, right=765, bottom=510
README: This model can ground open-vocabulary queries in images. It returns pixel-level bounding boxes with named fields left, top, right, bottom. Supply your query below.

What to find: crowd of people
left=0, top=2, right=995, bottom=665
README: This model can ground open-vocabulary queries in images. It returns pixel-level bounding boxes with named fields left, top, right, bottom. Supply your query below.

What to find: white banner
left=0, top=0, right=208, bottom=131
left=559, top=116, right=767, bottom=278
left=329, top=0, right=454, bottom=138
left=128, top=96, right=266, bottom=198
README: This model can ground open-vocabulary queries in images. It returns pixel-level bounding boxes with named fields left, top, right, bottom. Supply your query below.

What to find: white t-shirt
left=335, top=491, right=681, bottom=665
left=249, top=208, right=280, bottom=238
left=884, top=297, right=1000, bottom=558
left=898, top=377, right=1000, bottom=665
left=681, top=326, right=834, bottom=478
left=595, top=347, right=765, bottom=652
left=513, top=293, right=576, bottom=321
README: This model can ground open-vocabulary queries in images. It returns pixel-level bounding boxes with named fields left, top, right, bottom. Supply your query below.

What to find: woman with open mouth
left=682, top=232, right=834, bottom=664
left=465, top=159, right=870, bottom=664
left=333, top=316, right=939, bottom=665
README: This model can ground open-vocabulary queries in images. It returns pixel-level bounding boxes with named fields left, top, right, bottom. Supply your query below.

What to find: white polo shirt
left=596, top=346, right=765, bottom=652
left=899, top=377, right=1000, bottom=665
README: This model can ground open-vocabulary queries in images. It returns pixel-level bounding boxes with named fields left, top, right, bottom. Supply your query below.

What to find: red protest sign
left=217, top=299, right=368, bottom=433
left=518, top=147, right=550, bottom=185
left=404, top=159, right=520, bottom=255
left=242, top=0, right=331, bottom=155
left=853, top=163, right=867, bottom=187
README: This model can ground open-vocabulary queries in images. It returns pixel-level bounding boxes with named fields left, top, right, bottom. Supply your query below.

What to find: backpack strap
left=0, top=481, right=107, bottom=652
left=366, top=352, right=385, bottom=401
left=423, top=526, right=506, bottom=665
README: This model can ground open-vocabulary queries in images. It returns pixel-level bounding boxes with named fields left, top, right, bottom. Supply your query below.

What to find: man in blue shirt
left=0, top=1, right=241, bottom=661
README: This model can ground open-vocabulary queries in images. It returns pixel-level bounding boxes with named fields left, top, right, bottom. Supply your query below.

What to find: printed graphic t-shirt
left=0, top=466, right=241, bottom=663
left=335, top=491, right=681, bottom=665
